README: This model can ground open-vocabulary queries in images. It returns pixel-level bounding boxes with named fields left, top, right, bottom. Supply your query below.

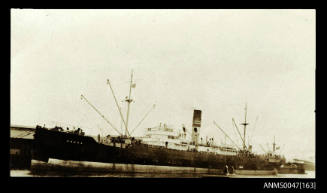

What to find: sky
left=11, top=9, right=315, bottom=162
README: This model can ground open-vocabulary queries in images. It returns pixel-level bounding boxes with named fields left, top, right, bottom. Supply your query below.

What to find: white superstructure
left=141, top=123, right=190, bottom=151
left=140, top=123, right=237, bottom=156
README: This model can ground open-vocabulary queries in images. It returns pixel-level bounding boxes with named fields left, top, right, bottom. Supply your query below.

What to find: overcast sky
left=11, top=9, right=315, bottom=161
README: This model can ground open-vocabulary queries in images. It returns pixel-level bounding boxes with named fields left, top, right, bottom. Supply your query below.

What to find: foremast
left=124, top=70, right=134, bottom=137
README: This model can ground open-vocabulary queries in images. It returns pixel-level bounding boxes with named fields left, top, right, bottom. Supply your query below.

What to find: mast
left=120, top=103, right=123, bottom=132
left=125, top=70, right=134, bottom=137
left=240, top=103, right=249, bottom=150
left=273, top=136, right=276, bottom=153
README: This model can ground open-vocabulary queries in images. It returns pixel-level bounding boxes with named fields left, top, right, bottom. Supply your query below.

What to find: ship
left=257, top=136, right=306, bottom=174
left=31, top=71, right=287, bottom=173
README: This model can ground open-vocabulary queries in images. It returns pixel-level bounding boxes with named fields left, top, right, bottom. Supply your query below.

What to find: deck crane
left=130, top=104, right=156, bottom=135
left=107, top=78, right=130, bottom=137
left=106, top=70, right=135, bottom=137
left=232, top=118, right=245, bottom=148
left=107, top=70, right=154, bottom=137
left=80, top=94, right=122, bottom=136
left=213, top=121, right=241, bottom=150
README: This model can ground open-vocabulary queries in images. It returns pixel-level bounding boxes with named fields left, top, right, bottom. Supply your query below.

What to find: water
left=10, top=169, right=315, bottom=178
left=10, top=159, right=315, bottom=178
left=229, top=171, right=315, bottom=178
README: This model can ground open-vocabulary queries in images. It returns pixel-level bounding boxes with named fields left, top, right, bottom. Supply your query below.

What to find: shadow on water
left=10, top=160, right=315, bottom=178
left=22, top=160, right=225, bottom=178
left=11, top=168, right=315, bottom=178
left=18, top=169, right=205, bottom=178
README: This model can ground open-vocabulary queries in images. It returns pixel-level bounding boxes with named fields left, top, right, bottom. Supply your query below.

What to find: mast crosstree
left=106, top=70, right=155, bottom=137
left=82, top=70, right=155, bottom=138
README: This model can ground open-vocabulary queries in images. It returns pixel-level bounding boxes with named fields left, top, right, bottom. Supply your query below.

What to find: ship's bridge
left=145, top=123, right=180, bottom=138
left=141, top=123, right=189, bottom=150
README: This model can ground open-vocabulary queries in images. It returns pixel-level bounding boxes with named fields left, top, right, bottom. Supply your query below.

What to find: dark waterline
left=10, top=169, right=315, bottom=178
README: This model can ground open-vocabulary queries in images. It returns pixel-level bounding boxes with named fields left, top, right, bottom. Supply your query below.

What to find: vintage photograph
left=10, top=9, right=315, bottom=178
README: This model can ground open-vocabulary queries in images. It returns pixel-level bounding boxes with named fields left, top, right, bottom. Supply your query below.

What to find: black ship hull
left=32, top=127, right=281, bottom=171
